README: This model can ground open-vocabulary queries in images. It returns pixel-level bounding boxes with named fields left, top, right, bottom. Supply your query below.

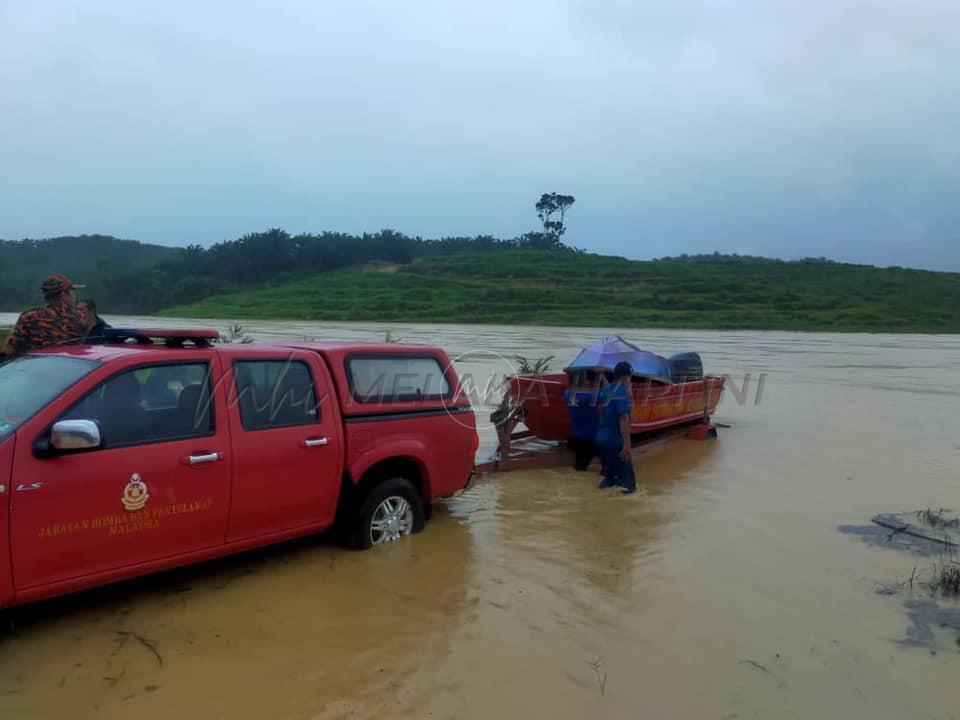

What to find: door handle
left=16, top=482, right=43, bottom=492
left=185, top=452, right=222, bottom=465
left=303, top=437, right=329, bottom=448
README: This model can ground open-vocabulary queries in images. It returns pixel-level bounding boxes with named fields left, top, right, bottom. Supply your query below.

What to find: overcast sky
left=2, top=1, right=958, bottom=270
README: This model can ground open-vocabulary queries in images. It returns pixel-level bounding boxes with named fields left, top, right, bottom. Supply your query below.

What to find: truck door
left=10, top=357, right=232, bottom=591
left=0, top=436, right=14, bottom=606
left=225, top=351, right=342, bottom=541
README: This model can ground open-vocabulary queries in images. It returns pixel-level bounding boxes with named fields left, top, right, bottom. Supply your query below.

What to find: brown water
left=2, top=317, right=959, bottom=719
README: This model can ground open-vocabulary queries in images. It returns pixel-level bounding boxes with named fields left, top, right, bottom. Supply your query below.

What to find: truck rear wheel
left=347, top=477, right=426, bottom=550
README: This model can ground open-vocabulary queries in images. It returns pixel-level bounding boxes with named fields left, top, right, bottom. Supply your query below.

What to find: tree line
left=0, top=227, right=578, bottom=314
left=1, top=192, right=579, bottom=314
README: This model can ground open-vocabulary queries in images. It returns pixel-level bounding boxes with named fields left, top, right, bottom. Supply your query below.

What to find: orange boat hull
left=507, top=374, right=725, bottom=441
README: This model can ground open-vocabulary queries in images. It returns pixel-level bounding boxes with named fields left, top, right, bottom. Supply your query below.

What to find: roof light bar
left=103, top=328, right=220, bottom=347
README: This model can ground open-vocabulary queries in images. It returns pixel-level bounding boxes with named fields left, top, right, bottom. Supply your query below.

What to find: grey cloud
left=1, top=0, right=957, bottom=269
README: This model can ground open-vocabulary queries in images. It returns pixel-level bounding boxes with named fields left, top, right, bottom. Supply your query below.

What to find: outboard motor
left=668, top=352, right=704, bottom=383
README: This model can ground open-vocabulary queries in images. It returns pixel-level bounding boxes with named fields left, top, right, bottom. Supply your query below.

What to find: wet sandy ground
left=1, top=318, right=959, bottom=719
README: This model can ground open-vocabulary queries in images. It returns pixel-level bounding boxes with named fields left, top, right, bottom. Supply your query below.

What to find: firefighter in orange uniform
left=3, top=275, right=90, bottom=358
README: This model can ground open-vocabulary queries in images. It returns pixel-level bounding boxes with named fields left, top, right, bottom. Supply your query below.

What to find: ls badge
left=122, top=473, right=150, bottom=512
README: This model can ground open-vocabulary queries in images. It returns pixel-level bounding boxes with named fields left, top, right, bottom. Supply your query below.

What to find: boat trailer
left=472, top=364, right=726, bottom=475
left=474, top=416, right=721, bottom=475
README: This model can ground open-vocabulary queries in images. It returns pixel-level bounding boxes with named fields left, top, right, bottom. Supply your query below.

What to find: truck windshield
left=0, top=355, right=98, bottom=442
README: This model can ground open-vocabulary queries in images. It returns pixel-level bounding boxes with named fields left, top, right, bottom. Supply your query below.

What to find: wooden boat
left=502, top=373, right=725, bottom=442
left=482, top=337, right=725, bottom=472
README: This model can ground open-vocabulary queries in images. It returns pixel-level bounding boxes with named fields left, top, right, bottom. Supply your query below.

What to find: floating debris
left=838, top=510, right=959, bottom=557
left=115, top=630, right=163, bottom=666
left=841, top=512, right=960, bottom=651
left=738, top=659, right=771, bottom=674
left=872, top=512, right=958, bottom=549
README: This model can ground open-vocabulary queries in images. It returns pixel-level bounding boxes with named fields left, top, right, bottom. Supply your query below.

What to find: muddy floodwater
left=2, top=316, right=959, bottom=719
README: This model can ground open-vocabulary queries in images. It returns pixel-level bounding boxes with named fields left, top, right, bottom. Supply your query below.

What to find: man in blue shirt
left=595, top=361, right=636, bottom=494
left=563, top=372, right=602, bottom=471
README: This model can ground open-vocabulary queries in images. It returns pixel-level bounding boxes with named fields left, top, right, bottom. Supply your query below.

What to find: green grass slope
left=0, top=235, right=180, bottom=310
left=162, top=251, right=960, bottom=332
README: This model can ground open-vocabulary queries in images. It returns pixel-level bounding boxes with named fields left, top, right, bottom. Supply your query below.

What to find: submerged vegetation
left=928, top=557, right=960, bottom=597
left=852, top=510, right=960, bottom=599
left=873, top=555, right=960, bottom=599
left=896, top=555, right=960, bottom=598
left=915, top=508, right=960, bottom=529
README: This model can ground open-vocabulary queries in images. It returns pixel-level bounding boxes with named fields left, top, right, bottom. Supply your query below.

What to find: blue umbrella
left=565, top=336, right=672, bottom=383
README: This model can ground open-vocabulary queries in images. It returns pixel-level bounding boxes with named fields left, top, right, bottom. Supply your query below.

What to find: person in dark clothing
left=595, top=361, right=637, bottom=494
left=78, top=299, right=111, bottom=344
left=563, top=372, right=602, bottom=471
left=4, top=275, right=89, bottom=357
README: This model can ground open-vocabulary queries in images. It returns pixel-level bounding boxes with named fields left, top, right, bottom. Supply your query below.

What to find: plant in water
left=514, top=354, right=554, bottom=375
left=914, top=508, right=959, bottom=529
left=586, top=657, right=607, bottom=696
left=218, top=323, right=254, bottom=344
left=928, top=558, right=960, bottom=597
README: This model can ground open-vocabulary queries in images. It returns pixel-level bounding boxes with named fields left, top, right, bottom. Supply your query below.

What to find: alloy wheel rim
left=370, top=496, right=414, bottom=545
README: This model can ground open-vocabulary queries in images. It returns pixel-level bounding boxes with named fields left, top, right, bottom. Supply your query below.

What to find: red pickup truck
left=0, top=331, right=478, bottom=608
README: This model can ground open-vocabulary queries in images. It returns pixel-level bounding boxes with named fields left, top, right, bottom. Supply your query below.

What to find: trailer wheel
left=347, top=477, right=426, bottom=550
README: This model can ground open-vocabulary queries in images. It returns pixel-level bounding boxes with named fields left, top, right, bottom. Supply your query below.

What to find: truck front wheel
left=348, top=477, right=426, bottom=550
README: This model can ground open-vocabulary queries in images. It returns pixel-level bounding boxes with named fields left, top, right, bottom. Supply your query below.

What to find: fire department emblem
left=122, top=473, right=149, bottom=512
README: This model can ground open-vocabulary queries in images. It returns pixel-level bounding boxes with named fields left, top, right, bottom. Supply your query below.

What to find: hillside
left=0, top=235, right=180, bottom=310
left=162, top=251, right=960, bottom=332
left=4, top=232, right=958, bottom=332
left=0, top=229, right=547, bottom=314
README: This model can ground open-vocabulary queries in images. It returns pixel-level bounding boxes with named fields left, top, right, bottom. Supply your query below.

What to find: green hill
left=4, top=232, right=958, bottom=332
left=0, top=235, right=180, bottom=310
left=162, top=250, right=960, bottom=332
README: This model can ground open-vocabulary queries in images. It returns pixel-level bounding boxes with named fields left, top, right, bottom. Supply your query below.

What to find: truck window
left=233, top=359, right=319, bottom=431
left=347, top=355, right=451, bottom=403
left=60, top=362, right=214, bottom=448
left=0, top=356, right=97, bottom=442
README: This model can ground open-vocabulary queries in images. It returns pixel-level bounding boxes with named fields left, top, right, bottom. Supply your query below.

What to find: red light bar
left=104, top=328, right=221, bottom=346
left=136, top=328, right=220, bottom=339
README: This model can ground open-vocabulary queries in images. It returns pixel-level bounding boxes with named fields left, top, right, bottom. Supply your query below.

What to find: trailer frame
left=474, top=419, right=719, bottom=474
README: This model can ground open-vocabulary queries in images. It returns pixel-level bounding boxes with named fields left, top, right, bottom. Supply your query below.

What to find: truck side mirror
left=50, top=420, right=102, bottom=451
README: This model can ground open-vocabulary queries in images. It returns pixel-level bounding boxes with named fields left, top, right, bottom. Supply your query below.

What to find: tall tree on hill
left=534, top=192, right=575, bottom=249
